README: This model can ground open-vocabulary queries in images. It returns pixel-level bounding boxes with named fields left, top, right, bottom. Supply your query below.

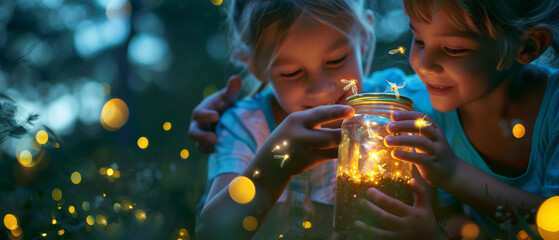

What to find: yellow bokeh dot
left=69, top=205, right=75, bottom=214
left=537, top=196, right=559, bottom=239
left=228, top=176, right=256, bottom=204
left=95, top=215, right=107, bottom=227
left=86, top=215, right=94, bottom=225
left=82, top=201, right=91, bottom=211
left=210, top=0, right=222, bottom=6
left=137, top=137, right=149, bottom=149
left=135, top=210, right=146, bottom=223
left=52, top=188, right=62, bottom=201
left=11, top=226, right=22, bottom=237
left=18, top=150, right=33, bottom=167
left=279, top=234, right=284, bottom=238
left=302, top=221, right=312, bottom=229
left=512, top=123, right=526, bottom=139
left=460, top=222, right=480, bottom=240
left=242, top=216, right=258, bottom=231
left=100, top=98, right=129, bottom=131
left=180, top=149, right=189, bottom=159
left=52, top=219, right=57, bottom=224
left=163, top=122, right=172, bottom=131
left=42, top=233, right=47, bottom=237
left=55, top=142, right=60, bottom=148
left=106, top=168, right=114, bottom=176
left=113, top=170, right=121, bottom=178
left=3, top=214, right=18, bottom=230
left=179, top=228, right=188, bottom=236
left=58, top=229, right=65, bottom=235
left=71, top=171, right=82, bottom=184
left=36, top=130, right=49, bottom=144
left=517, top=230, right=529, bottom=240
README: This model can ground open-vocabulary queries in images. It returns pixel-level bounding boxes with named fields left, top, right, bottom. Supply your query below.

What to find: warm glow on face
left=180, top=149, right=189, bottom=159
left=537, top=196, right=559, bottom=239
left=135, top=210, right=146, bottom=223
left=52, top=188, right=62, bottom=201
left=36, top=130, right=49, bottom=144
left=512, top=123, right=526, bottom=138
left=101, top=98, right=129, bottom=131
left=229, top=176, right=256, bottom=204
left=242, top=216, right=258, bottom=231
left=460, top=222, right=480, bottom=239
left=137, top=137, right=149, bottom=149
left=163, top=122, right=172, bottom=131
left=3, top=214, right=18, bottom=230
left=71, top=171, right=82, bottom=184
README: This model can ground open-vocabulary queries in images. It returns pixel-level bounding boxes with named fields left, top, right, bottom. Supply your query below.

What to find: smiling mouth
left=425, top=82, right=453, bottom=95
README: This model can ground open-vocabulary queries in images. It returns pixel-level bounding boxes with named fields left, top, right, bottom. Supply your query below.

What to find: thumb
left=410, top=178, right=431, bottom=209
left=224, top=75, right=242, bottom=102
left=300, top=105, right=354, bottom=128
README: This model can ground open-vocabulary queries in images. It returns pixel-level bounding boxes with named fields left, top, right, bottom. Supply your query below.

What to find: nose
left=305, top=72, right=336, bottom=96
left=416, top=48, right=443, bottom=75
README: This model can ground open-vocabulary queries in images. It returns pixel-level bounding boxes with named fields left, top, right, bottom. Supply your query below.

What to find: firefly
left=341, top=79, right=358, bottom=95
left=386, top=80, right=406, bottom=99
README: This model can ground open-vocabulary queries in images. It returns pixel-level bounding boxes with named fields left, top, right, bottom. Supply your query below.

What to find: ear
left=516, top=24, right=553, bottom=64
left=360, top=9, right=375, bottom=55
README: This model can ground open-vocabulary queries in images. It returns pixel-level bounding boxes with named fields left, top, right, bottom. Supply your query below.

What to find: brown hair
left=403, top=0, right=559, bottom=69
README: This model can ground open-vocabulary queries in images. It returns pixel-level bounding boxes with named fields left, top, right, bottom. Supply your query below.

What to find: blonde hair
left=226, top=0, right=374, bottom=82
left=403, top=0, right=559, bottom=70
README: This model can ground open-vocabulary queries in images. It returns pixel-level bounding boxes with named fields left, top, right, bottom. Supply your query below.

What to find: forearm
left=196, top=151, right=293, bottom=239
left=442, top=160, right=544, bottom=221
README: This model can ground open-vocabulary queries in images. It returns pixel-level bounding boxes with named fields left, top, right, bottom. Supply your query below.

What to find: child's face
left=267, top=18, right=364, bottom=115
left=408, top=8, right=508, bottom=112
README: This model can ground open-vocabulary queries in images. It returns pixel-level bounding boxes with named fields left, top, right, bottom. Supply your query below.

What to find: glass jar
left=334, top=93, right=414, bottom=233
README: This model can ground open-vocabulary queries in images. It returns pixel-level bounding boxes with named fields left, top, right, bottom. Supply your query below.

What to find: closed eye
left=414, top=39, right=425, bottom=48
left=280, top=69, right=302, bottom=78
left=444, top=47, right=469, bottom=55
left=326, top=54, right=347, bottom=66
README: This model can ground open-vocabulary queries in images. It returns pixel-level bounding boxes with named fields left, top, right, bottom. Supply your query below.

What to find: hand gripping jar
left=334, top=93, right=414, bottom=233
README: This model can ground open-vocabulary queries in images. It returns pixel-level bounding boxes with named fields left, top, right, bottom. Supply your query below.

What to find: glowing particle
left=253, top=170, right=260, bottom=178
left=279, top=234, right=284, bottom=238
left=377, top=163, right=387, bottom=174
left=537, top=196, right=559, bottom=239
left=101, top=98, right=129, bottom=131
left=95, top=215, right=107, bottom=226
left=58, top=229, right=65, bottom=235
left=106, top=168, right=114, bottom=176
left=274, top=154, right=290, bottom=168
left=113, top=203, right=122, bottom=213
left=272, top=145, right=280, bottom=152
left=341, top=79, right=358, bottom=95
left=3, top=214, right=18, bottom=230
left=135, top=210, right=146, bottom=223
left=302, top=221, right=312, bottom=229
left=460, top=222, right=480, bottom=240
left=86, top=215, right=94, bottom=225
left=242, top=216, right=258, bottom=231
left=42, top=233, right=47, bottom=237
left=52, top=218, right=57, bottom=224
left=163, top=122, right=172, bottom=131
left=415, top=114, right=432, bottom=134
left=71, top=171, right=82, bottom=184
left=137, top=137, right=149, bottom=149
left=388, top=46, right=408, bottom=57
left=68, top=205, right=75, bottom=214
left=210, top=0, right=223, bottom=5
left=179, top=228, right=188, bottom=236
left=180, top=149, right=189, bottom=159
left=18, top=150, right=33, bottom=167
left=229, top=176, right=256, bottom=204
left=385, top=80, right=406, bottom=99
left=103, top=193, right=107, bottom=197
left=82, top=201, right=91, bottom=211
left=512, top=123, right=526, bottom=139
left=52, top=188, right=62, bottom=201
left=36, top=130, right=49, bottom=144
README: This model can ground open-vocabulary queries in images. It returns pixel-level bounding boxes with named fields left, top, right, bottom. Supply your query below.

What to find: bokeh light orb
left=101, top=98, right=129, bottom=131
left=513, top=123, right=526, bottom=139
left=135, top=210, right=146, bottom=223
left=86, top=215, right=94, bottom=225
left=36, top=130, right=49, bottom=144
left=302, top=221, right=312, bottom=229
left=180, top=149, right=189, bottom=159
left=210, top=0, right=223, bottom=6
left=18, top=150, right=33, bottom=167
left=137, top=137, right=149, bottom=149
left=460, top=222, right=480, bottom=240
left=229, top=176, right=255, bottom=204
left=242, top=216, right=258, bottom=231
left=537, top=196, right=559, bottom=239
left=3, top=214, right=18, bottom=230
left=71, top=171, right=82, bottom=184
left=52, top=188, right=63, bottom=201
left=163, top=122, right=171, bottom=131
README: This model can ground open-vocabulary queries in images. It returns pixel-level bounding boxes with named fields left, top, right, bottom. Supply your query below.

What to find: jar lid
left=346, top=93, right=413, bottom=111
